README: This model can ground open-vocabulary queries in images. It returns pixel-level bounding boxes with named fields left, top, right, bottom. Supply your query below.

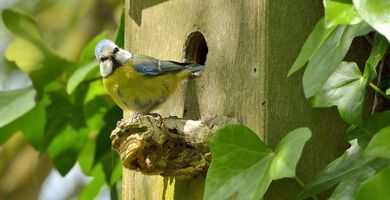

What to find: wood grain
left=122, top=0, right=349, bottom=199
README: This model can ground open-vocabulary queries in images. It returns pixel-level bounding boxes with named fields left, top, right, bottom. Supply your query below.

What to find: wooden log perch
left=110, top=115, right=238, bottom=179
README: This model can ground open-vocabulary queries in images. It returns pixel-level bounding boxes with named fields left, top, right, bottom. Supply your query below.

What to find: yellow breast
left=103, top=61, right=181, bottom=112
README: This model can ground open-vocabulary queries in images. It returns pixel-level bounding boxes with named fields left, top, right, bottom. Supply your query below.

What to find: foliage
left=0, top=3, right=124, bottom=199
left=204, top=125, right=311, bottom=200
left=288, top=0, right=390, bottom=199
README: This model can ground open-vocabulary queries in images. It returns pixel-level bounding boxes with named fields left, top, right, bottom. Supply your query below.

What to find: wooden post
left=121, top=0, right=348, bottom=199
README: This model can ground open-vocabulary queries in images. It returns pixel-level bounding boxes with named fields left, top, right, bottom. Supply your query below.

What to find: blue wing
left=132, top=54, right=204, bottom=76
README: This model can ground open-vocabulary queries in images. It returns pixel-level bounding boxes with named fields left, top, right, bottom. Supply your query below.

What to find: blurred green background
left=0, top=0, right=124, bottom=199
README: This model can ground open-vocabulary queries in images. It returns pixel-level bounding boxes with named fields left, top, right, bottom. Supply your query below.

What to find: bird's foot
left=132, top=112, right=163, bottom=121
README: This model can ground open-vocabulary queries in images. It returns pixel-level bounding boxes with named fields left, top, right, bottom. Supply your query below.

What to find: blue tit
left=94, top=39, right=205, bottom=114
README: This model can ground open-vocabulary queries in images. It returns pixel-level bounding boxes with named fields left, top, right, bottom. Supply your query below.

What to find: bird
left=94, top=39, right=205, bottom=115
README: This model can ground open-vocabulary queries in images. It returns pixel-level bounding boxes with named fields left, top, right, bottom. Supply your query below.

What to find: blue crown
left=94, top=39, right=115, bottom=57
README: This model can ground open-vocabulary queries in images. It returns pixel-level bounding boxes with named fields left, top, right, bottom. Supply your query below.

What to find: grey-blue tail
left=188, top=64, right=205, bottom=72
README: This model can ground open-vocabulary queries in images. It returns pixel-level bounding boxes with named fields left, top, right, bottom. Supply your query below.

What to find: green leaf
left=2, top=9, right=73, bottom=93
left=363, top=33, right=389, bottom=82
left=356, top=166, right=390, bottom=200
left=100, top=152, right=120, bottom=185
left=324, top=0, right=362, bottom=27
left=78, top=165, right=106, bottom=200
left=347, top=111, right=390, bottom=145
left=288, top=18, right=336, bottom=76
left=310, top=34, right=388, bottom=125
left=93, top=106, right=122, bottom=167
left=67, top=32, right=106, bottom=94
left=310, top=62, right=366, bottom=125
left=386, top=88, right=390, bottom=95
left=365, top=127, right=390, bottom=159
left=0, top=86, right=37, bottom=127
left=115, top=6, right=125, bottom=48
left=80, top=32, right=107, bottom=64
left=0, top=92, right=49, bottom=148
left=270, top=127, right=311, bottom=179
left=204, top=125, right=311, bottom=200
left=353, top=0, right=390, bottom=43
left=303, top=22, right=372, bottom=98
left=328, top=167, right=375, bottom=200
left=67, top=61, right=99, bottom=94
left=48, top=125, right=88, bottom=176
left=42, top=89, right=86, bottom=151
left=297, top=140, right=373, bottom=199
left=204, top=125, right=273, bottom=200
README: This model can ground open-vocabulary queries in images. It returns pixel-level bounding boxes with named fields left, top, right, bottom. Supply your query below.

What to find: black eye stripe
left=101, top=57, right=108, bottom=62
left=113, top=47, right=119, bottom=54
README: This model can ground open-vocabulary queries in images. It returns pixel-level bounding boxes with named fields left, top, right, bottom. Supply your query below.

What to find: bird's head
left=94, top=39, right=133, bottom=77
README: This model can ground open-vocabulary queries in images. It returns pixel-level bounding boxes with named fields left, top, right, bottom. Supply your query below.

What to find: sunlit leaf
left=2, top=9, right=73, bottom=93
left=66, top=32, right=107, bottom=94
left=67, top=61, right=99, bottom=94
left=0, top=92, right=49, bottom=149
left=356, top=166, right=390, bottom=200
left=204, top=125, right=310, bottom=200
left=365, top=127, right=390, bottom=159
left=270, top=128, right=311, bottom=179
left=324, top=0, right=361, bottom=27
left=353, top=0, right=390, bottom=42
left=310, top=62, right=366, bottom=125
left=303, top=22, right=372, bottom=98
left=0, top=86, right=37, bottom=127
left=288, top=18, right=336, bottom=76
left=80, top=32, right=107, bottom=64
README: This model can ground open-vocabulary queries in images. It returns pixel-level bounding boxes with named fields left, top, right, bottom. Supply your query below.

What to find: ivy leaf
left=363, top=33, right=389, bottom=82
left=47, top=125, right=89, bottom=176
left=324, top=0, right=361, bottom=27
left=364, top=127, right=390, bottom=159
left=310, top=62, right=366, bottom=125
left=297, top=141, right=373, bottom=199
left=302, top=22, right=372, bottom=98
left=356, top=166, right=390, bottom=200
left=2, top=9, right=73, bottom=93
left=347, top=111, right=390, bottom=142
left=204, top=125, right=311, bottom=200
left=270, top=127, right=311, bottom=179
left=310, top=34, right=388, bottom=125
left=0, top=86, right=37, bottom=127
left=328, top=167, right=375, bottom=200
left=204, top=125, right=272, bottom=200
left=353, top=0, right=390, bottom=43
left=288, top=18, right=336, bottom=76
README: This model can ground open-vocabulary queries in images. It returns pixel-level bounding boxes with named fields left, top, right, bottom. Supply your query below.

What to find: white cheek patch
left=115, top=50, right=133, bottom=64
left=100, top=61, right=113, bottom=77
